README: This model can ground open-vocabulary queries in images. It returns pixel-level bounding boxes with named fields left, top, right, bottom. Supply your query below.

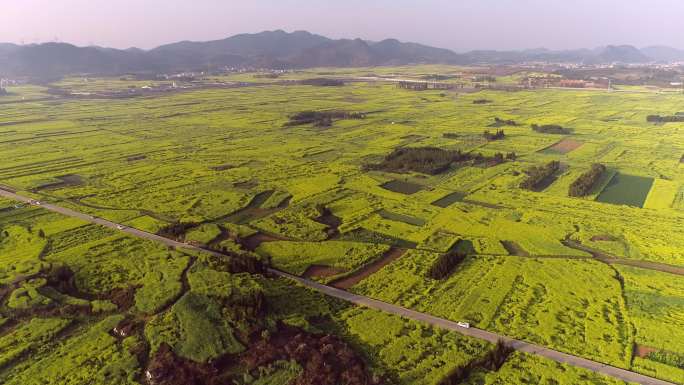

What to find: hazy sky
left=2, top=0, right=682, bottom=51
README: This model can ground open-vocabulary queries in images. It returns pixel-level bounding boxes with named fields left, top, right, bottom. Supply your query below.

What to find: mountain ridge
left=1, top=30, right=683, bottom=79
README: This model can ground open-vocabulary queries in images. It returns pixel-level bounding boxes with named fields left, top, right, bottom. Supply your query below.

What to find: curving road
left=0, top=188, right=676, bottom=385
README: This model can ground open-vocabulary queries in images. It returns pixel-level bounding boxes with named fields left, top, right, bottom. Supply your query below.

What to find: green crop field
left=1, top=66, right=683, bottom=384
left=596, top=173, right=655, bottom=207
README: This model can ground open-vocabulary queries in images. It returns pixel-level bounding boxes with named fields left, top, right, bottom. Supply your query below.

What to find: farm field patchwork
left=540, top=138, right=584, bottom=154
left=1, top=67, right=684, bottom=383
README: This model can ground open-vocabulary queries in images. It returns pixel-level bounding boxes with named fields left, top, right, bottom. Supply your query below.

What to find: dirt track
left=330, top=247, right=406, bottom=289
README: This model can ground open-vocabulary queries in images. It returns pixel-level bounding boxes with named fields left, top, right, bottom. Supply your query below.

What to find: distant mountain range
left=1, top=30, right=683, bottom=79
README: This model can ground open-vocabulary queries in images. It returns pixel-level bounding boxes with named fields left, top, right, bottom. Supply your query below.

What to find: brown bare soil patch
left=634, top=344, right=658, bottom=358
left=541, top=138, right=583, bottom=154
left=302, top=265, right=348, bottom=279
left=591, top=234, right=618, bottom=242
left=330, top=248, right=406, bottom=290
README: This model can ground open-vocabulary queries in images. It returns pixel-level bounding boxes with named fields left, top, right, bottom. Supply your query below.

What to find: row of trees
left=483, top=129, right=505, bottom=141
left=427, top=251, right=467, bottom=280
left=569, top=163, right=606, bottom=197
left=520, top=161, right=561, bottom=190
left=532, top=124, right=572, bottom=134
left=647, top=114, right=684, bottom=123
left=285, top=110, right=366, bottom=128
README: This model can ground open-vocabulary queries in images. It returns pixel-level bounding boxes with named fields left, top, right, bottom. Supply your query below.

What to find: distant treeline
left=483, top=129, right=505, bottom=141
left=285, top=110, right=365, bottom=127
left=299, top=78, right=345, bottom=87
left=569, top=163, right=606, bottom=197
left=532, top=124, right=572, bottom=134
left=366, top=147, right=509, bottom=175
left=438, top=340, right=514, bottom=385
left=491, top=117, right=518, bottom=127
left=427, top=251, right=467, bottom=280
left=520, top=161, right=561, bottom=190
left=647, top=114, right=684, bottom=123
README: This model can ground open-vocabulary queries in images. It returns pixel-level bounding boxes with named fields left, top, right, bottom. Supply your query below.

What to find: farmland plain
left=1, top=66, right=684, bottom=383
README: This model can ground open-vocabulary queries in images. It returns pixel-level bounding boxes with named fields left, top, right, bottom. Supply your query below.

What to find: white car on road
left=457, top=321, right=470, bottom=329
left=116, top=225, right=125, bottom=230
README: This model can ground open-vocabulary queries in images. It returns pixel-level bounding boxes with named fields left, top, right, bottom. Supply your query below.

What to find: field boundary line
left=0, top=187, right=676, bottom=385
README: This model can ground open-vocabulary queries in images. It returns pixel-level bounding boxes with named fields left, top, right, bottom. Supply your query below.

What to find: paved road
left=0, top=188, right=676, bottom=385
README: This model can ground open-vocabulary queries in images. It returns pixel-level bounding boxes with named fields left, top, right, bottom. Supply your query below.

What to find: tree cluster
left=367, top=146, right=512, bottom=174
left=647, top=114, right=684, bottom=123
left=438, top=340, right=514, bottom=385
left=569, top=163, right=606, bottom=197
left=520, top=161, right=561, bottom=190
left=473, top=99, right=493, bottom=104
left=157, top=221, right=198, bottom=241
left=285, top=110, right=365, bottom=128
left=483, top=129, right=505, bottom=141
left=427, top=251, right=467, bottom=280
left=442, top=133, right=459, bottom=139
left=367, top=147, right=471, bottom=174
left=531, top=124, right=572, bottom=134
left=492, top=117, right=518, bottom=127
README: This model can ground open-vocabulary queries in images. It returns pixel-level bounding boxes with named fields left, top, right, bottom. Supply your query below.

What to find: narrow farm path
left=562, top=239, right=684, bottom=276
left=0, top=188, right=676, bottom=385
